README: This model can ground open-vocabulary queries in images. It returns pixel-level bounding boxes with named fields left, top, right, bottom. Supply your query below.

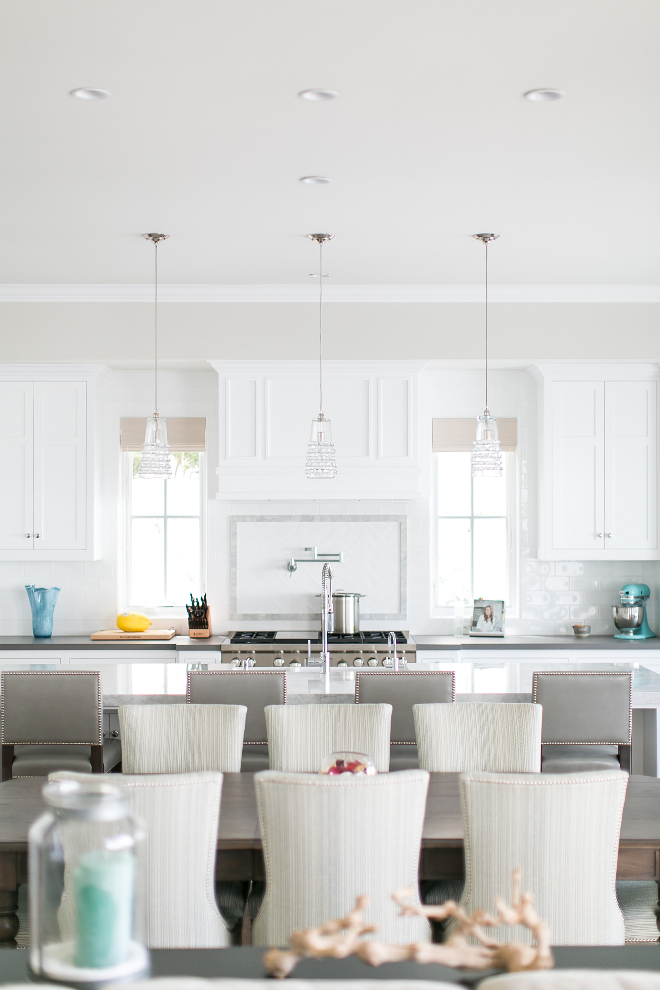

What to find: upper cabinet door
left=605, top=381, right=657, bottom=551
left=551, top=381, right=605, bottom=551
left=33, top=382, right=87, bottom=551
left=0, top=383, right=34, bottom=550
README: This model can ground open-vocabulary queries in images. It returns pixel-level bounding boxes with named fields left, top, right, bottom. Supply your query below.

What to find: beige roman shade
left=121, top=418, right=206, bottom=452
left=432, top=418, right=517, bottom=452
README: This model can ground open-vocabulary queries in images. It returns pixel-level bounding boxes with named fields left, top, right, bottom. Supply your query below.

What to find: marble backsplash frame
left=230, top=515, right=407, bottom=621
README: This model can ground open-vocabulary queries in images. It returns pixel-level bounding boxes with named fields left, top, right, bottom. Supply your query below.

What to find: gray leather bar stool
left=187, top=670, right=286, bottom=772
left=1, top=671, right=121, bottom=780
left=355, top=671, right=455, bottom=770
left=532, top=671, right=633, bottom=773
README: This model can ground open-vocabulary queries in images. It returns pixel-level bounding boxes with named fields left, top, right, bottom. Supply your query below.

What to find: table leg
left=0, top=853, right=20, bottom=942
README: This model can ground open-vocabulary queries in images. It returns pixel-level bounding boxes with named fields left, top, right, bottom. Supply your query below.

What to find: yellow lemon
left=117, top=612, right=151, bottom=633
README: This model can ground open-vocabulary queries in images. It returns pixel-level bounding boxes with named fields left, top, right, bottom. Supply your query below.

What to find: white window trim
left=120, top=451, right=207, bottom=618
left=431, top=450, right=519, bottom=619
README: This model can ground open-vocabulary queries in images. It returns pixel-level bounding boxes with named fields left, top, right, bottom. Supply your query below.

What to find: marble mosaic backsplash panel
left=231, top=515, right=406, bottom=620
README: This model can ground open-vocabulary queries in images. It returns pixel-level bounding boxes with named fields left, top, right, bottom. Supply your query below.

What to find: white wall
left=0, top=363, right=656, bottom=636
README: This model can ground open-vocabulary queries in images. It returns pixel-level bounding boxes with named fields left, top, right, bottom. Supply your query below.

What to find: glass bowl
left=319, top=752, right=377, bottom=775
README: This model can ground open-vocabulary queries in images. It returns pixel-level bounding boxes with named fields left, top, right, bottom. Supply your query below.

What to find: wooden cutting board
left=90, top=628, right=177, bottom=641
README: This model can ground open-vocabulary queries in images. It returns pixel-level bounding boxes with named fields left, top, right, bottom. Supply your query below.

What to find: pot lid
left=333, top=589, right=365, bottom=597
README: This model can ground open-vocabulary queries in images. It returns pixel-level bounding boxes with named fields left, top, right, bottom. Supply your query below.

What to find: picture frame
left=470, top=599, right=505, bottom=637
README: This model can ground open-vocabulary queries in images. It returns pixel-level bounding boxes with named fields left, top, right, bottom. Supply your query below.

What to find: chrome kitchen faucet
left=320, top=562, right=333, bottom=694
left=388, top=631, right=399, bottom=671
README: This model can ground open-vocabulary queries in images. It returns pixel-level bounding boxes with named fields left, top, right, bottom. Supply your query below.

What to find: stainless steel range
left=221, top=631, right=415, bottom=668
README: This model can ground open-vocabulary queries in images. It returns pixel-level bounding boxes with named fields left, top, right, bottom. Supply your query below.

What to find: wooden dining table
left=0, top=772, right=659, bottom=942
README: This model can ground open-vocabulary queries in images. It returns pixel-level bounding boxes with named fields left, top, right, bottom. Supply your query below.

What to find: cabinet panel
left=227, top=378, right=257, bottom=458
left=33, top=382, right=87, bottom=550
left=379, top=379, right=409, bottom=457
left=605, top=381, right=657, bottom=550
left=551, top=381, right=604, bottom=551
left=0, top=383, right=33, bottom=550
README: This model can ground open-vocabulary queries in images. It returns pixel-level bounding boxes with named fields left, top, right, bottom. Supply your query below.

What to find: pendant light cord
left=484, top=237, right=488, bottom=411
left=154, top=238, right=159, bottom=418
left=319, top=237, right=324, bottom=417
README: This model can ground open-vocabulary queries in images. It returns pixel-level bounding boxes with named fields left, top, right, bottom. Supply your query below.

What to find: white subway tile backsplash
left=554, top=592, right=582, bottom=606
left=544, top=577, right=569, bottom=591
left=556, top=562, right=585, bottom=576
left=569, top=577, right=600, bottom=592
left=570, top=605, right=599, bottom=622
left=542, top=605, right=569, bottom=621
left=525, top=592, right=551, bottom=606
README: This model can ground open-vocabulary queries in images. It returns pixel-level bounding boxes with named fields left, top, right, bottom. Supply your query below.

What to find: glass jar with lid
left=29, top=778, right=148, bottom=986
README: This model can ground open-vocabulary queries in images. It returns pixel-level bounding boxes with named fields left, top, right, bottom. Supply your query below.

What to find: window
left=434, top=451, right=517, bottom=610
left=124, top=452, right=205, bottom=610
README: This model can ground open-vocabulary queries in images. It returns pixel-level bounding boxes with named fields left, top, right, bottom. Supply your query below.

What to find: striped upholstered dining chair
left=265, top=702, right=391, bottom=772
left=50, top=770, right=230, bottom=947
left=413, top=701, right=543, bottom=772
left=355, top=670, right=455, bottom=769
left=187, top=669, right=286, bottom=771
left=456, top=770, right=628, bottom=945
left=118, top=704, right=247, bottom=773
left=252, top=768, right=431, bottom=947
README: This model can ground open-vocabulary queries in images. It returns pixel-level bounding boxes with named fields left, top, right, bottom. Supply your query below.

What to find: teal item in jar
left=73, top=849, right=134, bottom=969
left=25, top=585, right=60, bottom=638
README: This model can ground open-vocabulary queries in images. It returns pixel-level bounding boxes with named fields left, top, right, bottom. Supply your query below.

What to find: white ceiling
left=0, top=0, right=658, bottom=286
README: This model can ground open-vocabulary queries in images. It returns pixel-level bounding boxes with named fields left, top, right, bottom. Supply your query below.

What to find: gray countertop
left=0, top=634, right=657, bottom=651
left=411, top=634, right=660, bottom=650
left=0, top=636, right=228, bottom=650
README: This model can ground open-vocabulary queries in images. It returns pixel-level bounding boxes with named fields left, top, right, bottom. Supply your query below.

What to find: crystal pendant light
left=138, top=233, right=173, bottom=480
left=305, top=233, right=337, bottom=479
left=472, top=233, right=503, bottom=478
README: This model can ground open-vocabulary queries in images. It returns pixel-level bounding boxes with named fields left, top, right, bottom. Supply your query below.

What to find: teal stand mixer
left=612, top=583, right=657, bottom=640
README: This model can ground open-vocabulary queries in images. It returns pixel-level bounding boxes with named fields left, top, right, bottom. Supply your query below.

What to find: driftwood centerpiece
left=263, top=869, right=553, bottom=978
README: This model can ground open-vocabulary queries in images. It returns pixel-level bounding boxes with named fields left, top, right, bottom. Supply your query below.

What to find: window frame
left=120, top=451, right=207, bottom=617
left=431, top=450, right=519, bottom=619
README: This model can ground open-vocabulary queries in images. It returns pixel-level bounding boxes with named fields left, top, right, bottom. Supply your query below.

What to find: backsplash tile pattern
left=231, top=515, right=405, bottom=619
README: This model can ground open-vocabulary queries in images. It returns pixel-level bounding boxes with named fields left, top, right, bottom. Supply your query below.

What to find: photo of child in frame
left=470, top=599, right=505, bottom=637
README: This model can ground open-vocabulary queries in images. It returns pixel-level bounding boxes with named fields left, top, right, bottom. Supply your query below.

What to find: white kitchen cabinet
left=533, top=364, right=659, bottom=560
left=209, top=360, right=425, bottom=499
left=0, top=365, right=106, bottom=560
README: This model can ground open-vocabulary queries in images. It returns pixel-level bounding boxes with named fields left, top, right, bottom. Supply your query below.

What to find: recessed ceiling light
left=524, top=89, right=564, bottom=102
left=70, top=88, right=111, bottom=100
left=300, top=176, right=331, bottom=185
left=298, top=89, right=339, bottom=101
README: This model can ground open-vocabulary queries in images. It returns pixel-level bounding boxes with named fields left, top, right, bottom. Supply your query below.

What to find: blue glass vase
left=25, top=585, right=60, bottom=638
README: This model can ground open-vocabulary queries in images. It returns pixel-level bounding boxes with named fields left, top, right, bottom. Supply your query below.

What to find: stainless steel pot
left=332, top=591, right=365, bottom=635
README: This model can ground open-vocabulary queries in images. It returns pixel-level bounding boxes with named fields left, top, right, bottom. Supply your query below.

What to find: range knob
left=382, top=655, right=394, bottom=668
left=367, top=656, right=379, bottom=667
left=337, top=660, right=348, bottom=668
left=288, top=660, right=302, bottom=668
left=245, top=656, right=256, bottom=668
left=231, top=657, right=242, bottom=667
left=273, top=657, right=284, bottom=666
left=353, top=656, right=364, bottom=667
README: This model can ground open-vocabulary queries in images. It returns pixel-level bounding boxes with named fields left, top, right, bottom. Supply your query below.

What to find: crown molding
left=0, top=363, right=110, bottom=380
left=0, top=284, right=658, bottom=303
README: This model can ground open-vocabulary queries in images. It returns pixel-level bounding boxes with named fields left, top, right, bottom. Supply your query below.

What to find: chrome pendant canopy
left=139, top=233, right=172, bottom=480
left=472, top=233, right=502, bottom=478
left=305, top=233, right=337, bottom=479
